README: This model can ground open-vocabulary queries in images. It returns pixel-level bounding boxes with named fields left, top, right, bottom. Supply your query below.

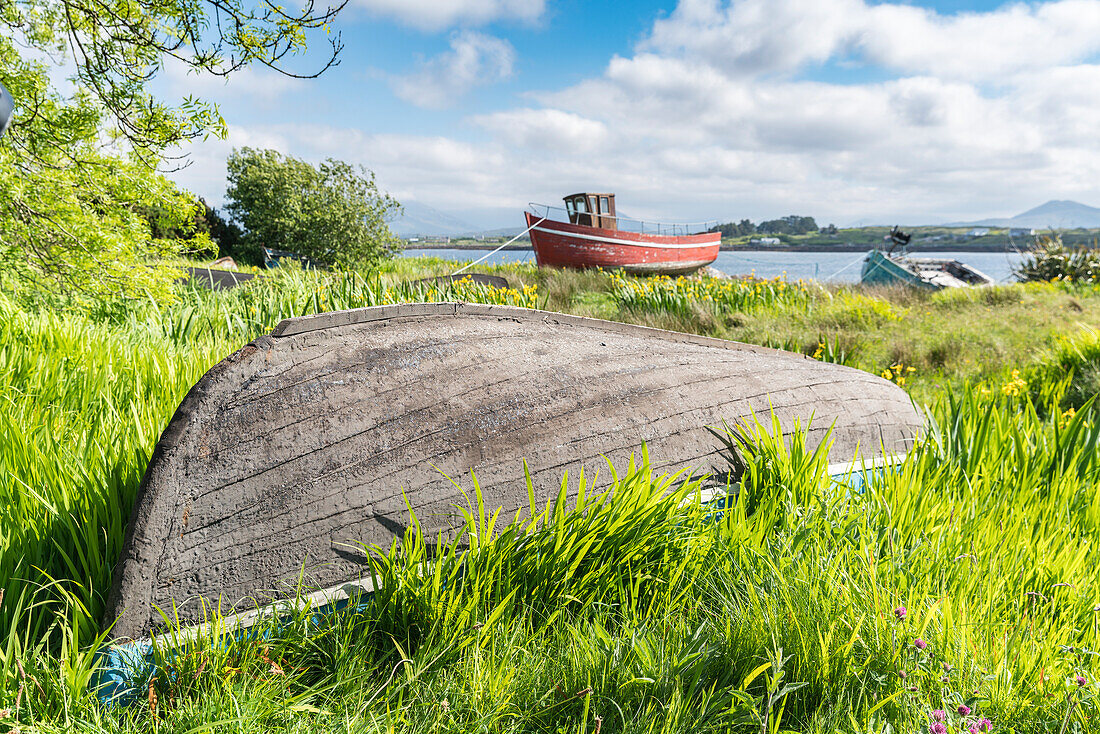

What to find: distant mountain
left=945, top=200, right=1100, bottom=229
left=389, top=201, right=481, bottom=237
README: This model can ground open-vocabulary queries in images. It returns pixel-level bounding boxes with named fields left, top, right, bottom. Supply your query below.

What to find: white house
left=968, top=228, right=990, bottom=237
left=1009, top=228, right=1035, bottom=238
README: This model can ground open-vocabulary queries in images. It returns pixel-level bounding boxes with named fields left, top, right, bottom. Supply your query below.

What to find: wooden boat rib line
left=183, top=341, right=715, bottom=510
left=180, top=368, right=828, bottom=557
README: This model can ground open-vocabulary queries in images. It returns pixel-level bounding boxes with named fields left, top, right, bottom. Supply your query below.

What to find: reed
left=609, top=271, right=812, bottom=318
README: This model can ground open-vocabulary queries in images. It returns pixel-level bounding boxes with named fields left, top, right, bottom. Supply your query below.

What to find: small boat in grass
left=861, top=227, right=995, bottom=290
left=526, top=193, right=720, bottom=275
left=104, top=303, right=921, bottom=643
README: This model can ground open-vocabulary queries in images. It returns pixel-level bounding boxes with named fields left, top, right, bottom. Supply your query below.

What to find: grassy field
left=2, top=259, right=1100, bottom=732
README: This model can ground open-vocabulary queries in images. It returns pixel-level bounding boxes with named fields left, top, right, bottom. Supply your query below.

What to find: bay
left=399, top=248, right=1027, bottom=284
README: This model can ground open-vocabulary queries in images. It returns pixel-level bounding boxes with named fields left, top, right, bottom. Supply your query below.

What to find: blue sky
left=166, top=0, right=1100, bottom=230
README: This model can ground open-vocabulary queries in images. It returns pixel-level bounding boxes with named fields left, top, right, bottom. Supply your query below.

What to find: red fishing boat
left=525, top=193, right=720, bottom=275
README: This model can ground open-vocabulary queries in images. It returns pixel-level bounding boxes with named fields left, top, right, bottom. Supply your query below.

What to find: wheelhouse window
left=563, top=192, right=616, bottom=230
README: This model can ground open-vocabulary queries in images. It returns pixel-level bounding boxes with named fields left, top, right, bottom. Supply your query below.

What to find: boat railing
left=528, top=203, right=719, bottom=237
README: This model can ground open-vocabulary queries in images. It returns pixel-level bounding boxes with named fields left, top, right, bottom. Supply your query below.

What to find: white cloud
left=391, top=31, right=515, bottom=108
left=862, top=0, right=1100, bottom=80
left=354, top=0, right=544, bottom=31
left=642, top=0, right=1100, bottom=82
left=643, top=0, right=866, bottom=77
left=170, top=0, right=1100, bottom=226
left=472, top=108, right=609, bottom=152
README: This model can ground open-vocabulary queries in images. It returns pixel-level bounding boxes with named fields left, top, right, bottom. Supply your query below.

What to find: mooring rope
left=821, top=252, right=868, bottom=282
left=451, top=215, right=547, bottom=276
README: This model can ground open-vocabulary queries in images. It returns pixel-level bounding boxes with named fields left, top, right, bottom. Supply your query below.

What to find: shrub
left=1014, top=235, right=1100, bottom=283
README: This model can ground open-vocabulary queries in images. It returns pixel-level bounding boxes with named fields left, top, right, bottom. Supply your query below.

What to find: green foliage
left=709, top=218, right=757, bottom=237
left=0, top=0, right=344, bottom=298
left=4, top=366, right=1100, bottom=730
left=225, top=147, right=402, bottom=269
left=1, top=0, right=342, bottom=157
left=707, top=216, right=820, bottom=238
left=0, top=267, right=541, bottom=640
left=3, top=262, right=1100, bottom=731
left=758, top=215, right=819, bottom=236
left=201, top=203, right=246, bottom=261
left=609, top=271, right=813, bottom=318
left=1015, top=235, right=1100, bottom=283
left=1026, top=326, right=1100, bottom=412
left=0, top=45, right=208, bottom=301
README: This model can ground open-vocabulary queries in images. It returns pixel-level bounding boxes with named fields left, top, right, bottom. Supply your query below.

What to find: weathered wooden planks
left=104, top=303, right=922, bottom=640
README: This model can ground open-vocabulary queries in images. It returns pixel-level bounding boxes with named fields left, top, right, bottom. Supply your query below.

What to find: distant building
left=406, top=237, right=420, bottom=243
left=750, top=237, right=782, bottom=245
left=968, top=228, right=990, bottom=237
left=1009, top=228, right=1036, bottom=238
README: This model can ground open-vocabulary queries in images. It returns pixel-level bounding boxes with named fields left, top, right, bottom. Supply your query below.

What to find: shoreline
left=401, top=243, right=1033, bottom=254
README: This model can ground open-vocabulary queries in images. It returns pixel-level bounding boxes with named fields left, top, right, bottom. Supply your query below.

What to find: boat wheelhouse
left=526, top=193, right=721, bottom=275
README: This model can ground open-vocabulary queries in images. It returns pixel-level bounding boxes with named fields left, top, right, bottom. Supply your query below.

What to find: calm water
left=400, top=248, right=1026, bottom=284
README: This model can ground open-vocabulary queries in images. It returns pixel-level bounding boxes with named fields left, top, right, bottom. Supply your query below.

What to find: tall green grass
left=3, top=262, right=1100, bottom=731
left=0, top=268, right=540, bottom=644
left=609, top=271, right=812, bottom=318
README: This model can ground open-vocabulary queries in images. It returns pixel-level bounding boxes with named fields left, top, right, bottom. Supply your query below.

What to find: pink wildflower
left=931, top=710, right=946, bottom=722
left=930, top=724, right=947, bottom=734
left=914, top=638, right=928, bottom=650
left=895, top=606, right=908, bottom=620
left=1077, top=675, right=1087, bottom=687
left=958, top=704, right=972, bottom=716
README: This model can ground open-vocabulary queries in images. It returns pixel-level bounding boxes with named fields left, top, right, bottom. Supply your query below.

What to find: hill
left=947, top=199, right=1100, bottom=229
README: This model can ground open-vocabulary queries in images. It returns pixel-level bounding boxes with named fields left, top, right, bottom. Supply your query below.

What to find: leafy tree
left=709, top=219, right=756, bottom=237
left=758, top=216, right=818, bottom=235
left=203, top=204, right=246, bottom=260
left=0, top=0, right=344, bottom=300
left=225, top=148, right=401, bottom=269
left=141, top=198, right=245, bottom=261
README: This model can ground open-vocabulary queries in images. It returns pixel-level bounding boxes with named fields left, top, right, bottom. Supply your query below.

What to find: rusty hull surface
left=104, top=303, right=922, bottom=640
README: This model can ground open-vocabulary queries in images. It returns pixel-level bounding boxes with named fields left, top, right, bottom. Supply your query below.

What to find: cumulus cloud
left=391, top=31, right=515, bottom=108
left=523, top=0, right=1100, bottom=222
left=472, top=108, right=610, bottom=152
left=171, top=0, right=1100, bottom=226
left=354, top=0, right=544, bottom=31
left=643, top=0, right=1100, bottom=82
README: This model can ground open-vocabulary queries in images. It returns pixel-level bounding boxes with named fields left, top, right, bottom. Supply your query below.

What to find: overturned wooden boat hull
left=104, top=303, right=922, bottom=641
